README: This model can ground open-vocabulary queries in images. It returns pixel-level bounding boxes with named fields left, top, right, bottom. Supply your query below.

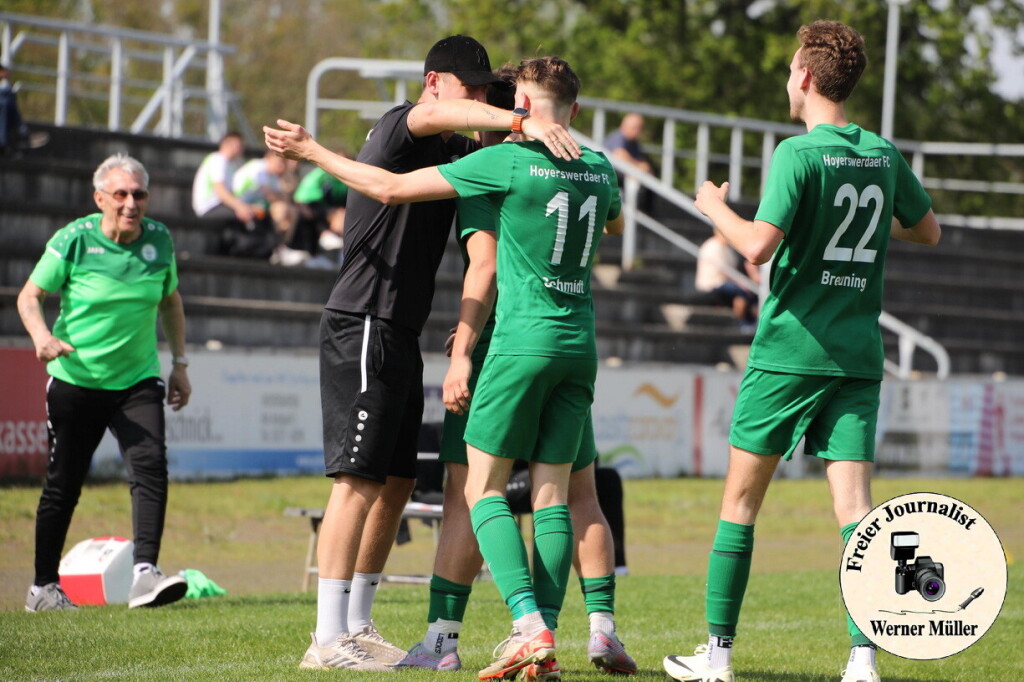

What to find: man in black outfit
left=280, top=36, right=583, bottom=671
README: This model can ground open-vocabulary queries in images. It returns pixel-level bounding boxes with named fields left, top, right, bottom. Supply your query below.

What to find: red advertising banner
left=0, top=348, right=49, bottom=478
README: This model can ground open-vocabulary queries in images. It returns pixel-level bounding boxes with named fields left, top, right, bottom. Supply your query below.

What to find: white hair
left=93, top=153, right=149, bottom=191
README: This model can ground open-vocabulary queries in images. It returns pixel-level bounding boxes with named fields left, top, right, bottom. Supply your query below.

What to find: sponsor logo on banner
left=593, top=371, right=691, bottom=478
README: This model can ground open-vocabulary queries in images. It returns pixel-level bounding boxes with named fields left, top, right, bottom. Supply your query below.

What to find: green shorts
left=463, top=354, right=596, bottom=465
left=729, top=368, right=880, bottom=461
left=441, top=401, right=597, bottom=471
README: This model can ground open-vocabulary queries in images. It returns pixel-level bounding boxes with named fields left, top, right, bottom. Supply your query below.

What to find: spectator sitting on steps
left=193, top=131, right=275, bottom=259
left=0, top=63, right=49, bottom=156
left=695, top=229, right=760, bottom=332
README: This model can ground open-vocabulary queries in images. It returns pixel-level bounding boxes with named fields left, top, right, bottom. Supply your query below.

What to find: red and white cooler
left=59, top=537, right=134, bottom=605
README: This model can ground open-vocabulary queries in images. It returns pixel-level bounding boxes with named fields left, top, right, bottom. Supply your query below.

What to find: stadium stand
left=2, top=122, right=1024, bottom=375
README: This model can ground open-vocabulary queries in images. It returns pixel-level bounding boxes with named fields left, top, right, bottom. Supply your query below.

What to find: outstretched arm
left=264, top=120, right=456, bottom=205
left=694, top=180, right=783, bottom=265
left=407, top=99, right=580, bottom=160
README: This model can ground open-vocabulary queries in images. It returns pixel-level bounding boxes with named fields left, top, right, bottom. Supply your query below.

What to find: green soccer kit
left=732, top=124, right=931, bottom=460
left=437, top=141, right=621, bottom=462
left=439, top=193, right=598, bottom=470
left=750, top=123, right=932, bottom=380
left=29, top=214, right=179, bottom=390
left=438, top=139, right=621, bottom=633
left=708, top=124, right=931, bottom=649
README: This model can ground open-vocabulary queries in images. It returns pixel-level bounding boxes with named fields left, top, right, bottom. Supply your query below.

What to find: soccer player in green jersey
left=662, top=21, right=940, bottom=682
left=395, top=69, right=636, bottom=678
left=266, top=56, right=624, bottom=680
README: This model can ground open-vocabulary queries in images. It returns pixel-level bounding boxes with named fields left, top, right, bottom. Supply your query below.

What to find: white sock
left=849, top=645, right=876, bottom=667
left=424, top=618, right=462, bottom=655
left=589, top=611, right=616, bottom=636
left=707, top=634, right=734, bottom=669
left=132, top=563, right=155, bottom=582
left=29, top=585, right=42, bottom=596
left=512, top=611, right=548, bottom=639
left=315, top=578, right=352, bottom=647
left=348, top=572, right=382, bottom=633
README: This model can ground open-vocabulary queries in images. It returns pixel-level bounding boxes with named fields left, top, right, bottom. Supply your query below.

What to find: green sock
left=579, top=574, right=616, bottom=614
left=471, top=496, right=537, bottom=620
left=706, top=519, right=754, bottom=637
left=841, top=522, right=872, bottom=647
left=428, top=574, right=473, bottom=623
left=531, top=505, right=574, bottom=630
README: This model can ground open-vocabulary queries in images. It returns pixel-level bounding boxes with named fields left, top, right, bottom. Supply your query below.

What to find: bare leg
left=317, top=474, right=383, bottom=579
left=434, top=462, right=483, bottom=585
left=567, top=463, right=614, bottom=578
left=528, top=461, right=572, bottom=510
left=719, top=445, right=781, bottom=525
left=465, top=445, right=515, bottom=505
left=354, top=475, right=417, bottom=574
left=824, top=459, right=873, bottom=527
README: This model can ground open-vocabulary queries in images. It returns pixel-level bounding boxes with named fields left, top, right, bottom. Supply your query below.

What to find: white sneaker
left=394, top=641, right=461, bottom=671
left=352, top=621, right=407, bottom=665
left=128, top=566, right=187, bottom=608
left=841, top=662, right=880, bottom=682
left=299, top=632, right=390, bottom=671
left=663, top=645, right=734, bottom=682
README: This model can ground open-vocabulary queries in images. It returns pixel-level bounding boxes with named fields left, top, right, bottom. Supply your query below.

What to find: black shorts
left=319, top=309, right=423, bottom=482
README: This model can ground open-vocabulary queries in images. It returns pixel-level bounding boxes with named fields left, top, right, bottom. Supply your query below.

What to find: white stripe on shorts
left=359, top=314, right=371, bottom=393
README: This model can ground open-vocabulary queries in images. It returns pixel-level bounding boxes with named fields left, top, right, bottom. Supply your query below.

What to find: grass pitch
left=0, top=476, right=1020, bottom=680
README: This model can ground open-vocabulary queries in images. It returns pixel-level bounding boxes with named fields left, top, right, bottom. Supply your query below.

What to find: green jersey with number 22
left=751, top=123, right=932, bottom=380
left=438, top=141, right=621, bottom=359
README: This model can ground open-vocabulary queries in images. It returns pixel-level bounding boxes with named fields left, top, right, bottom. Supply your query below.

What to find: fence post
left=621, top=176, right=639, bottom=272
left=592, top=107, right=606, bottom=147
left=729, top=126, right=743, bottom=201
left=108, top=38, right=122, bottom=131
left=695, top=123, right=709, bottom=192
left=660, top=118, right=675, bottom=187
left=761, top=131, right=775, bottom=195
left=55, top=31, right=69, bottom=126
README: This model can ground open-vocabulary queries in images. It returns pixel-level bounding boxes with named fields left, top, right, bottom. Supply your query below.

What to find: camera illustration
left=891, top=531, right=946, bottom=601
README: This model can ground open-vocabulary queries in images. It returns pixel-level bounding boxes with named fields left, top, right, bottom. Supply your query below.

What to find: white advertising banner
left=67, top=349, right=1024, bottom=481
left=93, top=352, right=324, bottom=478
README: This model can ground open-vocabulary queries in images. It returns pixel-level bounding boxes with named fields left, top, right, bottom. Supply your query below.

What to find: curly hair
left=797, top=21, right=867, bottom=103
left=516, top=56, right=580, bottom=106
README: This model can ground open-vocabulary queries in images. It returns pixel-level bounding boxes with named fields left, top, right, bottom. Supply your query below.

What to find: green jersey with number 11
left=750, top=123, right=932, bottom=380
left=438, top=141, right=621, bottom=359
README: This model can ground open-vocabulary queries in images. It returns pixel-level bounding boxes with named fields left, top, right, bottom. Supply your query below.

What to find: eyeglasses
left=100, top=188, right=150, bottom=202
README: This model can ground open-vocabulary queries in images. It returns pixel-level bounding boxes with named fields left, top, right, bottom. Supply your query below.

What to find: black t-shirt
left=325, top=102, right=479, bottom=334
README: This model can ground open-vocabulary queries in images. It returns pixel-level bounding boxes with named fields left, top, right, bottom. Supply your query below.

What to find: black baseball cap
left=423, top=35, right=502, bottom=86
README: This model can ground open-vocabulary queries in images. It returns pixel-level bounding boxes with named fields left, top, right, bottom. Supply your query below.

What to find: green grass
left=0, top=476, right=1021, bottom=680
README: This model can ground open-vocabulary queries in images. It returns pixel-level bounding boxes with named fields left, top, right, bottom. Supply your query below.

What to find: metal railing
left=575, top=130, right=950, bottom=379
left=581, top=97, right=1024, bottom=231
left=0, top=12, right=252, bottom=144
left=303, top=58, right=958, bottom=378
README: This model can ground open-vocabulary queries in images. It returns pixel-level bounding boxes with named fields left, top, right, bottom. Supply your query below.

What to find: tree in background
left=7, top=0, right=1022, bottom=208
